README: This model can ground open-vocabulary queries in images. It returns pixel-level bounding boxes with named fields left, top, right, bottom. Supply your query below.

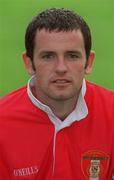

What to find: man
left=0, top=8, right=114, bottom=180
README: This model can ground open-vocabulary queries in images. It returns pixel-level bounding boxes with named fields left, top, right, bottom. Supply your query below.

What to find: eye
left=67, top=53, right=80, bottom=60
left=42, top=54, right=53, bottom=59
left=69, top=54, right=79, bottom=58
left=42, top=53, right=55, bottom=61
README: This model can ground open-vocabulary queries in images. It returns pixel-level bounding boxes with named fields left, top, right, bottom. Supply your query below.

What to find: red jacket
left=0, top=81, right=114, bottom=180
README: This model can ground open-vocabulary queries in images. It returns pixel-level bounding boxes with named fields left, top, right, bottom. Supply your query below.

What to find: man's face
left=23, top=29, right=94, bottom=103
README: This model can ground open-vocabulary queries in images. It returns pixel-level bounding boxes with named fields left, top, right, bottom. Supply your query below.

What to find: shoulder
left=85, top=81, right=114, bottom=128
left=0, top=86, right=28, bottom=110
left=0, top=85, right=40, bottom=124
left=86, top=80, right=114, bottom=100
left=85, top=80, right=114, bottom=120
left=0, top=86, right=49, bottom=124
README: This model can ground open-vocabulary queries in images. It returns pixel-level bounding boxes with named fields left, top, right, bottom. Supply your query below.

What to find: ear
left=22, top=52, right=35, bottom=76
left=85, top=51, right=95, bottom=75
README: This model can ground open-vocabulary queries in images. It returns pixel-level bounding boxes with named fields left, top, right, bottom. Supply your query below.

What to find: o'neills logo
left=13, top=166, right=39, bottom=176
left=81, top=150, right=110, bottom=180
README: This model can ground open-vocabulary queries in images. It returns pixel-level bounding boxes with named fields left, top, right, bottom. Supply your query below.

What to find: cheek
left=71, top=63, right=85, bottom=75
left=35, top=72, right=48, bottom=91
left=35, top=65, right=51, bottom=83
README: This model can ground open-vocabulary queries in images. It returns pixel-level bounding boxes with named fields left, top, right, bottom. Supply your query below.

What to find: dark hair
left=25, top=8, right=92, bottom=60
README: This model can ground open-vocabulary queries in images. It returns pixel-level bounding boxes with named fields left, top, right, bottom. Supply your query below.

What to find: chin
left=52, top=93, right=74, bottom=101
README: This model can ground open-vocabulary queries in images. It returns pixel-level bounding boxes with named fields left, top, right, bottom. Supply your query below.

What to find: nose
left=55, top=57, right=68, bottom=74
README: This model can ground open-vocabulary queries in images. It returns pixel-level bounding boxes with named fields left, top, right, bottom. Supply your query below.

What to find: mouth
left=52, top=79, right=71, bottom=85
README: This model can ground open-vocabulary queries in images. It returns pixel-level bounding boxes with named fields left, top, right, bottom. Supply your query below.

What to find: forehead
left=34, top=29, right=85, bottom=51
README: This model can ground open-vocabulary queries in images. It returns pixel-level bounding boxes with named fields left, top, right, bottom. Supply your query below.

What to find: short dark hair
left=25, top=8, right=92, bottom=60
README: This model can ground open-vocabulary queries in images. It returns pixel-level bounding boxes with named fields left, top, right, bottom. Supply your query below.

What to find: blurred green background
left=0, top=0, right=114, bottom=96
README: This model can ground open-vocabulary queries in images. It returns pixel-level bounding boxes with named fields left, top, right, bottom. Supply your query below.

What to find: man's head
left=23, top=8, right=95, bottom=109
left=25, top=8, right=92, bottom=61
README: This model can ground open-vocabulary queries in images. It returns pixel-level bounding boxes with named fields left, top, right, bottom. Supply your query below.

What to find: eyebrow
left=38, top=50, right=82, bottom=57
left=39, top=50, right=81, bottom=53
left=66, top=50, right=82, bottom=57
left=39, top=51, right=55, bottom=55
left=66, top=50, right=81, bottom=54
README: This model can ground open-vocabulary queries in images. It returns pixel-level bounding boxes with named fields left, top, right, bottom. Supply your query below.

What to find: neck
left=32, top=86, right=79, bottom=121
left=50, top=99, right=78, bottom=121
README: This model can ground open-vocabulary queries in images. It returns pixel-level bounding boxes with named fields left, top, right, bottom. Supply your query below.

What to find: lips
left=52, top=79, right=71, bottom=84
